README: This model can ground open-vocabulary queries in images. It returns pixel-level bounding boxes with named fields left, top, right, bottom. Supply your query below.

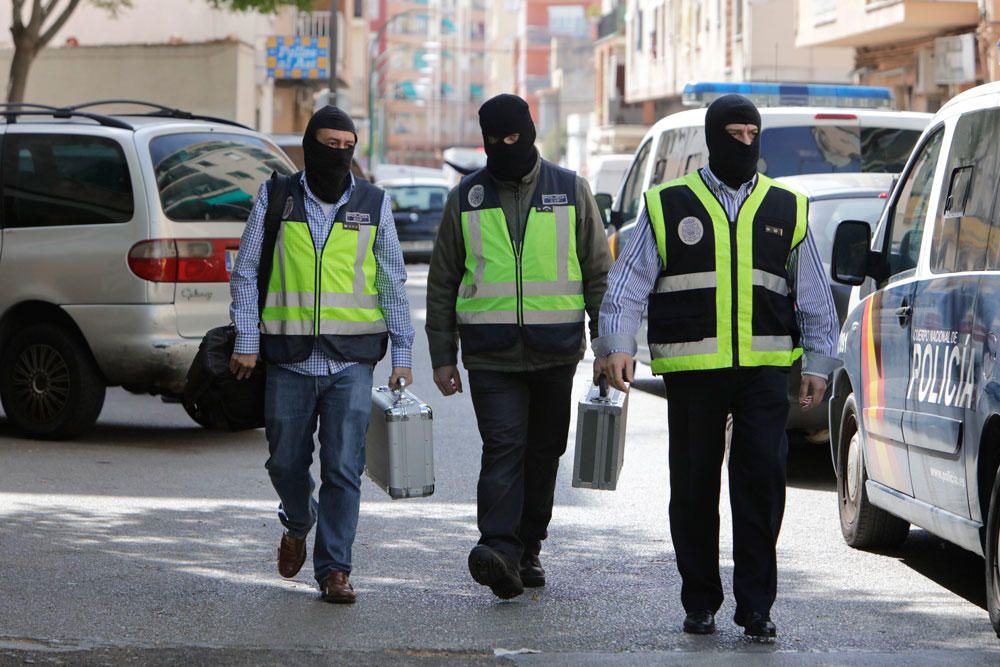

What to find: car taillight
left=128, top=239, right=239, bottom=283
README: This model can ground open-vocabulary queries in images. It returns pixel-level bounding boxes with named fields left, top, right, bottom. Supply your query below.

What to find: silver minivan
left=0, top=102, right=295, bottom=439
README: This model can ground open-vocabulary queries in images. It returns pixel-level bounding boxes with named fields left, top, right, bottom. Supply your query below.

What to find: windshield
left=385, top=184, right=449, bottom=213
left=808, top=196, right=887, bottom=261
left=760, top=127, right=920, bottom=178
left=150, top=133, right=295, bottom=222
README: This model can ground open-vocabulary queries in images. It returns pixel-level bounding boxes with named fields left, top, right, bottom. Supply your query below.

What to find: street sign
left=266, top=36, right=329, bottom=80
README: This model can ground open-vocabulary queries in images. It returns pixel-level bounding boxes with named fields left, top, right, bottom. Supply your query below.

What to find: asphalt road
left=1, top=266, right=999, bottom=665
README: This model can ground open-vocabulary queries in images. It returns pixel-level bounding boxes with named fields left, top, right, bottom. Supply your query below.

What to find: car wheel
left=0, top=323, right=106, bottom=439
left=837, top=392, right=909, bottom=548
left=985, top=467, right=1000, bottom=637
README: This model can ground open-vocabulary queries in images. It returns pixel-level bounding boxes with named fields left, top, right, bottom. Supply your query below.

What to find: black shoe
left=468, top=545, right=524, bottom=600
left=683, top=611, right=716, bottom=635
left=739, top=611, right=776, bottom=642
left=519, top=552, right=545, bottom=588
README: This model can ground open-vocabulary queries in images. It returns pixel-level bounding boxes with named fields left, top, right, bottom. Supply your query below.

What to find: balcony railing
left=296, top=10, right=331, bottom=39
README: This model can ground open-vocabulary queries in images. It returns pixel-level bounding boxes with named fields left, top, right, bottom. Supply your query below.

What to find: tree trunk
left=7, top=44, right=37, bottom=104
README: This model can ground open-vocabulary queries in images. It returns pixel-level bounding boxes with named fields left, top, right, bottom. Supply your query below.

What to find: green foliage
left=204, top=0, right=314, bottom=12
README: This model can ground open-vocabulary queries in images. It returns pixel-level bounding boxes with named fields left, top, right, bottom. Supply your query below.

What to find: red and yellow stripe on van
left=858, top=293, right=910, bottom=493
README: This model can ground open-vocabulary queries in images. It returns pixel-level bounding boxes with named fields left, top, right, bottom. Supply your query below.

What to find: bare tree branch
left=11, top=0, right=26, bottom=33
left=27, top=0, right=44, bottom=35
left=38, top=0, right=82, bottom=48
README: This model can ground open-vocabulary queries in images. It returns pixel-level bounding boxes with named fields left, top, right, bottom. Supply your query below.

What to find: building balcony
left=295, top=10, right=331, bottom=39
left=597, top=6, right=624, bottom=40
left=797, top=0, right=979, bottom=48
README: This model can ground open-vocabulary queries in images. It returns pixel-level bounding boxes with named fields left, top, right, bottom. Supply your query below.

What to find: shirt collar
left=700, top=165, right=756, bottom=199
left=299, top=171, right=356, bottom=207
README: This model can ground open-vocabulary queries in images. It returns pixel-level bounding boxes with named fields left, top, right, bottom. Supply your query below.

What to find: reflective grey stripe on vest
left=752, top=335, right=795, bottom=352
left=465, top=209, right=488, bottom=289
left=649, top=338, right=718, bottom=358
left=654, top=271, right=717, bottom=294
left=555, top=204, right=570, bottom=283
left=458, top=280, right=583, bottom=299
left=457, top=310, right=518, bottom=325
left=261, top=319, right=312, bottom=336
left=319, top=319, right=388, bottom=335
left=265, top=292, right=379, bottom=310
left=752, top=269, right=790, bottom=296
left=522, top=309, right=585, bottom=325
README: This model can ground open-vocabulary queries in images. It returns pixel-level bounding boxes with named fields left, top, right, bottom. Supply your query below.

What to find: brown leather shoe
left=320, top=571, right=356, bottom=604
left=277, top=532, right=306, bottom=579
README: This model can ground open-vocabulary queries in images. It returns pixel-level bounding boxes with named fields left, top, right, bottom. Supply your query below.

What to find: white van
left=604, top=105, right=932, bottom=231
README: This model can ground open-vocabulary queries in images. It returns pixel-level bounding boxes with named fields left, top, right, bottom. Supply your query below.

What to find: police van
left=828, top=80, right=1000, bottom=635
left=600, top=82, right=931, bottom=232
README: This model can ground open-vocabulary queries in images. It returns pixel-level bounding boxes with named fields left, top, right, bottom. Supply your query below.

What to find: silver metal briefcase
left=572, top=377, right=628, bottom=490
left=365, top=379, right=435, bottom=499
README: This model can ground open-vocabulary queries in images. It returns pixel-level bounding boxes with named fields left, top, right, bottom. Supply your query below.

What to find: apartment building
left=796, top=0, right=1000, bottom=112
left=624, top=0, right=853, bottom=118
left=369, top=0, right=487, bottom=167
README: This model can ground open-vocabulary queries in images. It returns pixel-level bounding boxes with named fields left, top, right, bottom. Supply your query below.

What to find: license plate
left=225, top=248, right=239, bottom=274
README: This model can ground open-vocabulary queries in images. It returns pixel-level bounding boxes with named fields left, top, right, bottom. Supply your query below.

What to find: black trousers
left=467, top=364, right=576, bottom=562
left=663, top=367, right=790, bottom=620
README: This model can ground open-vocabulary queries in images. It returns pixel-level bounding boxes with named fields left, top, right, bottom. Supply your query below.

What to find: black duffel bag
left=182, top=324, right=265, bottom=431
left=181, top=171, right=291, bottom=431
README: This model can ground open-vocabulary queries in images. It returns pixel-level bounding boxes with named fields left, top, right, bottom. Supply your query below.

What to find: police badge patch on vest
left=468, top=184, right=485, bottom=208
left=678, top=216, right=704, bottom=245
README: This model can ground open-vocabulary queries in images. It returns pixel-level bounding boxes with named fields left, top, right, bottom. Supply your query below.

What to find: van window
left=682, top=126, right=707, bottom=173
left=930, top=109, right=1000, bottom=273
left=884, top=128, right=944, bottom=282
left=619, top=140, right=652, bottom=227
left=651, top=129, right=687, bottom=184
left=150, top=133, right=295, bottom=222
left=2, top=134, right=134, bottom=228
left=760, top=126, right=921, bottom=177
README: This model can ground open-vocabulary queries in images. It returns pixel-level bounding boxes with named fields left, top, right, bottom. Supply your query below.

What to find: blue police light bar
left=681, top=82, right=894, bottom=109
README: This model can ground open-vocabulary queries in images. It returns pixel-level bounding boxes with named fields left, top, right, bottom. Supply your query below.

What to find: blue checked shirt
left=594, top=166, right=841, bottom=378
left=229, top=173, right=414, bottom=375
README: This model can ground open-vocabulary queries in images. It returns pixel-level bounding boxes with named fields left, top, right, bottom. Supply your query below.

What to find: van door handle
left=894, top=303, right=912, bottom=325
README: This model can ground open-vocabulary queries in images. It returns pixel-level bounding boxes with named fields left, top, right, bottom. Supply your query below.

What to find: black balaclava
left=478, top=94, right=538, bottom=182
left=705, top=94, right=762, bottom=189
left=302, top=105, right=356, bottom=203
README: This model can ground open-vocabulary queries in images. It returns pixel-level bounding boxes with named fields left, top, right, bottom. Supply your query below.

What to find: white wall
left=0, top=0, right=276, bottom=48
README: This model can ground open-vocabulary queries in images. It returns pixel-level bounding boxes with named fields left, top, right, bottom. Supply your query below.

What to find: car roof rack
left=66, top=100, right=251, bottom=130
left=0, top=103, right=134, bottom=130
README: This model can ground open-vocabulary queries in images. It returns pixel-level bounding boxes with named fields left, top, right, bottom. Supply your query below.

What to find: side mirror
left=594, top=193, right=613, bottom=227
left=831, top=220, right=875, bottom=286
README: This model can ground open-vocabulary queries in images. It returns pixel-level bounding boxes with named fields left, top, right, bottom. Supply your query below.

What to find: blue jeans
left=264, top=363, right=373, bottom=583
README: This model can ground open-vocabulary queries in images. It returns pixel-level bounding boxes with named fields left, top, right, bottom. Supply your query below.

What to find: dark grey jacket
left=426, top=156, right=612, bottom=372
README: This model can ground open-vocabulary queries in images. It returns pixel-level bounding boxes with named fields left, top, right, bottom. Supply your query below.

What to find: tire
left=836, top=393, right=909, bottom=548
left=985, top=469, right=1000, bottom=637
left=0, top=323, right=106, bottom=440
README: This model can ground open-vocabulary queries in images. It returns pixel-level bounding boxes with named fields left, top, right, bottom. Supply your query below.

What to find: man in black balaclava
left=478, top=93, right=539, bottom=182
left=426, top=94, right=613, bottom=600
left=705, top=93, right=762, bottom=189
left=302, top=104, right=358, bottom=202
left=593, top=93, right=839, bottom=642
left=229, top=105, right=415, bottom=605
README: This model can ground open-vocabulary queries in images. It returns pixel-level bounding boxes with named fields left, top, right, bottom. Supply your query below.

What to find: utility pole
left=329, top=0, right=339, bottom=107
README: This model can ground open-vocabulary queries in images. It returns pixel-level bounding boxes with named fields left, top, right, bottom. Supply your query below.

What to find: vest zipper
left=729, top=218, right=739, bottom=368
left=513, top=188, right=524, bottom=326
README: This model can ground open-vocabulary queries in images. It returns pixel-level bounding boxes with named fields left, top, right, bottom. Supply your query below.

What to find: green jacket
left=426, top=156, right=612, bottom=372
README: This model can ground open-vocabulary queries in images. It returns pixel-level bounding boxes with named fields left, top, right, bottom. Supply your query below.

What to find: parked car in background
left=0, top=101, right=296, bottom=439
left=378, top=176, right=450, bottom=263
left=827, top=81, right=1000, bottom=634
left=586, top=153, right=632, bottom=201
left=621, top=172, right=894, bottom=444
